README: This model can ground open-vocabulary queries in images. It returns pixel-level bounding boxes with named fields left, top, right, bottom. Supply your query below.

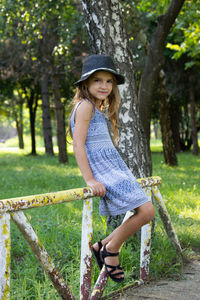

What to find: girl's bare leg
left=93, top=202, right=155, bottom=278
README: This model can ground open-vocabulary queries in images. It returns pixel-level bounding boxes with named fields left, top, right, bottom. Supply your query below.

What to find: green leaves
left=165, top=1, right=200, bottom=69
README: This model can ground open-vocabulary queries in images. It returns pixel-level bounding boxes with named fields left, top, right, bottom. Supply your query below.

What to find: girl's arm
left=73, top=101, right=106, bottom=197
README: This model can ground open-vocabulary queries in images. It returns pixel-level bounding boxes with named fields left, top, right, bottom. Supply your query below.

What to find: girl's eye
left=107, top=80, right=113, bottom=84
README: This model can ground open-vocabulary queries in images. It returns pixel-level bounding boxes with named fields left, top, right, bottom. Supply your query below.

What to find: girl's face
left=87, top=71, right=113, bottom=101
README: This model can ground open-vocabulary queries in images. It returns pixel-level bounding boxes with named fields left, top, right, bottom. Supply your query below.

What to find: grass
left=0, top=136, right=200, bottom=299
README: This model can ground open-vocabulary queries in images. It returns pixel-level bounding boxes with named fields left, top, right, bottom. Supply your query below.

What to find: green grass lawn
left=0, top=137, right=199, bottom=299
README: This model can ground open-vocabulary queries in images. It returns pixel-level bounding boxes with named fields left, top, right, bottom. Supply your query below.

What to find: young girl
left=69, top=54, right=155, bottom=283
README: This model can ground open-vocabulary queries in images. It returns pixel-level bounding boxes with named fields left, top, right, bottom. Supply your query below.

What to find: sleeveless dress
left=70, top=100, right=149, bottom=216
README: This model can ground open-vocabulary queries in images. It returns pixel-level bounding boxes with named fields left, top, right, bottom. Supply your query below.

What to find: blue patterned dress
left=70, top=100, right=149, bottom=216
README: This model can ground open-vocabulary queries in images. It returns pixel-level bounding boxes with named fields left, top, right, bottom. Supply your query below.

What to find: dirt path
left=108, top=260, right=200, bottom=300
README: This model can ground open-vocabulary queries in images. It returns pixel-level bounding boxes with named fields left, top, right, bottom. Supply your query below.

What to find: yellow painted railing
left=0, top=176, right=182, bottom=300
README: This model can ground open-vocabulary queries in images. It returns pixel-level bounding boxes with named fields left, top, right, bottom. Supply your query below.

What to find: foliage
left=166, top=0, right=200, bottom=69
left=1, top=0, right=199, bottom=157
left=0, top=140, right=199, bottom=298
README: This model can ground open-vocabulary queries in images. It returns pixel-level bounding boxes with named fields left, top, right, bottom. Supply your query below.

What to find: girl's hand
left=86, top=179, right=106, bottom=197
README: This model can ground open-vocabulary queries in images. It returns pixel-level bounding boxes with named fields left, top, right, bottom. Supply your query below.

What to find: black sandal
left=92, top=240, right=103, bottom=270
left=101, top=244, right=124, bottom=283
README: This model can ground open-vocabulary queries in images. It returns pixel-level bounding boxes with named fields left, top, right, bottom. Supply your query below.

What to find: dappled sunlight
left=178, top=208, right=200, bottom=220
left=12, top=166, right=26, bottom=172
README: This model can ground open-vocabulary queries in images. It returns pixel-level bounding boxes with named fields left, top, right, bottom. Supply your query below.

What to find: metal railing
left=0, top=176, right=182, bottom=300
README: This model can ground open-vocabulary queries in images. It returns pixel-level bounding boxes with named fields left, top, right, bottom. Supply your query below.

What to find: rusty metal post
left=152, top=185, right=182, bottom=255
left=80, top=198, right=93, bottom=300
left=0, top=213, right=11, bottom=300
left=140, top=187, right=152, bottom=281
left=11, top=211, right=75, bottom=300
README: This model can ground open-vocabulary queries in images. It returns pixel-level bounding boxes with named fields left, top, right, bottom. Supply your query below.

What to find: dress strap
left=70, top=99, right=95, bottom=129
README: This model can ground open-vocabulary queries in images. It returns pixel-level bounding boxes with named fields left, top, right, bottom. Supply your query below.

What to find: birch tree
left=80, top=0, right=186, bottom=176
left=80, top=0, right=150, bottom=178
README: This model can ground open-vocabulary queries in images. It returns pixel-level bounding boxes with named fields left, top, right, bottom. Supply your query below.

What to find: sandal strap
left=109, top=271, right=124, bottom=277
left=101, top=245, right=119, bottom=259
left=105, top=263, right=124, bottom=277
left=105, top=263, right=122, bottom=271
left=97, top=240, right=103, bottom=250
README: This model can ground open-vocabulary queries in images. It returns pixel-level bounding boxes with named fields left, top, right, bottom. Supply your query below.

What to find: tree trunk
left=170, top=102, right=181, bottom=152
left=16, top=120, right=24, bottom=149
left=40, top=22, right=54, bottom=156
left=51, top=72, right=68, bottom=164
left=180, top=105, right=192, bottom=151
left=80, top=0, right=150, bottom=178
left=28, top=90, right=38, bottom=156
left=189, top=74, right=199, bottom=155
left=139, top=0, right=185, bottom=156
left=41, top=74, right=54, bottom=156
left=14, top=100, right=24, bottom=149
left=42, top=17, right=68, bottom=163
left=159, top=70, right=178, bottom=166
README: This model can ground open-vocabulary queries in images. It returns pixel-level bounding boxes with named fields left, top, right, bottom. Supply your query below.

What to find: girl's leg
left=104, top=201, right=155, bottom=251
left=93, top=201, right=155, bottom=278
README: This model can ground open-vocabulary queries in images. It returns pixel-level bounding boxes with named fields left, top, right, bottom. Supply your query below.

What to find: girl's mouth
left=98, top=91, right=108, bottom=94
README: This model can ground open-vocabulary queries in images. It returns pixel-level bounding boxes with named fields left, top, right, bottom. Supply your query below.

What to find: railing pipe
left=80, top=198, right=93, bottom=300
left=0, top=176, right=182, bottom=300
left=0, top=177, right=162, bottom=214
left=0, top=188, right=93, bottom=213
left=0, top=213, right=10, bottom=300
left=140, top=187, right=153, bottom=281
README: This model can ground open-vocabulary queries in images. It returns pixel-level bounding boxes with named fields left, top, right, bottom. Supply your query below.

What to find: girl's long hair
left=68, top=75, right=121, bottom=144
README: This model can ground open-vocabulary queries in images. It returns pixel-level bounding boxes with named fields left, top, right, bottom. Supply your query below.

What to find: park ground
left=107, top=259, right=200, bottom=300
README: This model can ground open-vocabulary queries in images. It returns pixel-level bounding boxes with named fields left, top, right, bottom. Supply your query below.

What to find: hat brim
left=74, top=68, right=125, bottom=85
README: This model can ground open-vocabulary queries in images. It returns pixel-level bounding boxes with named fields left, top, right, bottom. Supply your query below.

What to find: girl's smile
left=87, top=71, right=113, bottom=102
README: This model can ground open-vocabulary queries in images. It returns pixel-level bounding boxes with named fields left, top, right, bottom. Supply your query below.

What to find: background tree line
left=0, top=0, right=199, bottom=174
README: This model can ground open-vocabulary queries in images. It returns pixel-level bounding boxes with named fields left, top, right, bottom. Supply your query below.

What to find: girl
left=69, top=54, right=155, bottom=283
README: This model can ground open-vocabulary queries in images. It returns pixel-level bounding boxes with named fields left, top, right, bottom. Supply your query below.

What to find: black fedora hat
left=74, top=54, right=125, bottom=85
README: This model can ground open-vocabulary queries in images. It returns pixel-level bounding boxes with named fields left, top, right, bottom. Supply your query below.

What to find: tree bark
left=27, top=89, right=38, bottom=156
left=41, top=74, right=54, bottom=156
left=80, top=0, right=150, bottom=178
left=139, top=0, right=185, bottom=154
left=189, top=74, right=199, bottom=155
left=16, top=117, right=24, bottom=149
left=40, top=22, right=54, bottom=156
left=159, top=70, right=178, bottom=166
left=46, top=17, right=68, bottom=164
left=170, top=102, right=181, bottom=152
left=13, top=97, right=24, bottom=149
left=51, top=71, right=68, bottom=164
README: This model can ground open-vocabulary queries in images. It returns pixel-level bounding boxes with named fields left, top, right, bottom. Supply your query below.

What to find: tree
left=138, top=0, right=185, bottom=160
left=0, top=0, right=85, bottom=162
left=80, top=0, right=150, bottom=178
left=158, top=69, right=178, bottom=165
left=166, top=0, right=200, bottom=155
left=80, top=0, right=185, bottom=176
left=189, top=73, right=199, bottom=155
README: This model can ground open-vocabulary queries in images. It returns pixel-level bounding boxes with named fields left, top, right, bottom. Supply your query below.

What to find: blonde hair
left=68, top=74, right=121, bottom=144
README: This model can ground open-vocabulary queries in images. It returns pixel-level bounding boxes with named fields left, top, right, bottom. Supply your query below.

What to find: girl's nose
left=102, top=81, right=108, bottom=88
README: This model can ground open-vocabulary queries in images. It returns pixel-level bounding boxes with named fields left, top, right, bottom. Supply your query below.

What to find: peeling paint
left=80, top=199, right=93, bottom=300
left=11, top=211, right=75, bottom=300
left=0, top=213, right=10, bottom=300
left=140, top=188, right=152, bottom=281
left=90, top=267, right=108, bottom=300
left=0, top=177, right=169, bottom=300
left=0, top=187, right=93, bottom=213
